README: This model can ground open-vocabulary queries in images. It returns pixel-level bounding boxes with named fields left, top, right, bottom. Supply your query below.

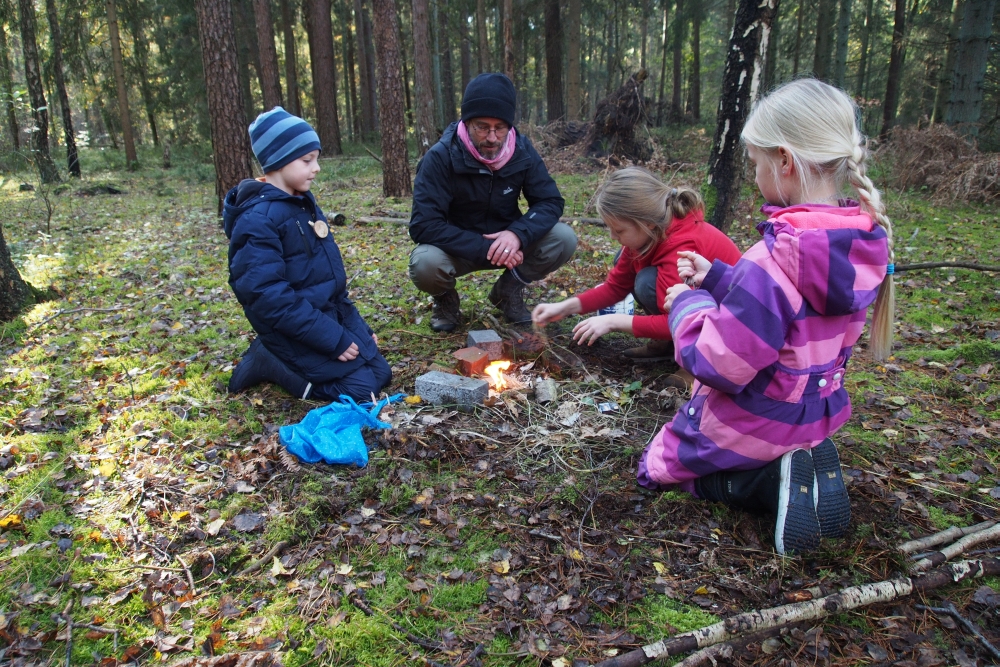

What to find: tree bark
left=566, top=0, right=581, bottom=121
left=438, top=0, right=455, bottom=121
left=833, top=0, right=852, bottom=86
left=17, top=0, right=60, bottom=182
left=0, top=24, right=19, bottom=151
left=813, top=0, right=835, bottom=80
left=689, top=4, right=700, bottom=120
left=254, top=0, right=284, bottom=109
left=879, top=0, right=906, bottom=139
left=931, top=0, right=964, bottom=122
left=855, top=0, right=875, bottom=95
left=343, top=12, right=359, bottom=137
left=476, top=0, right=489, bottom=72
left=544, top=0, right=563, bottom=122
left=106, top=0, right=138, bottom=167
left=502, top=0, right=514, bottom=82
left=44, top=0, right=80, bottom=177
left=657, top=0, right=669, bottom=124
left=706, top=0, right=778, bottom=232
left=122, top=4, right=160, bottom=147
left=791, top=0, right=804, bottom=75
left=945, top=0, right=996, bottom=134
left=412, top=0, right=437, bottom=155
left=363, top=8, right=378, bottom=131
left=233, top=0, right=262, bottom=122
left=280, top=0, right=301, bottom=115
left=459, top=7, right=471, bottom=90
left=194, top=0, right=254, bottom=212
left=304, top=0, right=343, bottom=153
left=370, top=0, right=411, bottom=196
left=354, top=0, right=377, bottom=135
left=670, top=0, right=684, bottom=121
left=0, top=226, right=33, bottom=323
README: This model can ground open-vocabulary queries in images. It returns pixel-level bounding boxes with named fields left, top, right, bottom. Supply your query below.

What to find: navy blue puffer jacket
left=223, top=179, right=378, bottom=382
left=409, top=122, right=564, bottom=261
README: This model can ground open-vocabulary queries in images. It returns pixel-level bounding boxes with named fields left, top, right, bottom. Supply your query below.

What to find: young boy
left=224, top=107, right=391, bottom=402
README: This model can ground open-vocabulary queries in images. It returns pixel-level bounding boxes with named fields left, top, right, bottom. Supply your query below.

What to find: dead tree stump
left=581, top=69, right=653, bottom=162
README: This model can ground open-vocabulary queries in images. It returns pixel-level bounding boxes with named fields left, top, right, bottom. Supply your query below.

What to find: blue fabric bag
left=279, top=393, right=404, bottom=467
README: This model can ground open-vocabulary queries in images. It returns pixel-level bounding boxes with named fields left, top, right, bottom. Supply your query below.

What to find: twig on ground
left=911, top=524, right=1000, bottom=572
left=915, top=602, right=1000, bottom=661
left=61, top=599, right=73, bottom=667
left=176, top=554, right=196, bottom=595
left=899, top=521, right=996, bottom=554
left=349, top=593, right=446, bottom=653
left=894, top=262, right=1000, bottom=273
left=454, top=643, right=486, bottom=667
left=364, top=148, right=383, bottom=163
left=234, top=540, right=289, bottom=578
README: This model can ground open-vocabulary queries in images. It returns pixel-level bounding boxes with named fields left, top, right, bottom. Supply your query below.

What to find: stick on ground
left=899, top=521, right=996, bottom=554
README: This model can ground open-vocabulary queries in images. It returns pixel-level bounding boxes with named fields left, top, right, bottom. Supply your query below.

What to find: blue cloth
left=249, top=107, right=322, bottom=173
left=279, top=394, right=404, bottom=467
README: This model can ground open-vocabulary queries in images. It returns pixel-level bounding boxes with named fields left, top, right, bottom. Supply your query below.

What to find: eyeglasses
left=469, top=121, right=510, bottom=139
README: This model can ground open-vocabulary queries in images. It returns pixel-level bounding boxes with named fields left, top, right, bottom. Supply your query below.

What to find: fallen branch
left=591, top=557, right=1000, bottom=667
left=355, top=215, right=605, bottom=226
left=894, top=261, right=1000, bottom=273
left=364, top=147, right=383, bottom=163
left=234, top=540, right=289, bottom=578
left=176, top=554, right=196, bottom=595
left=899, top=521, right=996, bottom=554
left=911, top=524, right=1000, bottom=572
left=455, top=643, right=486, bottom=667
left=916, top=602, right=1000, bottom=661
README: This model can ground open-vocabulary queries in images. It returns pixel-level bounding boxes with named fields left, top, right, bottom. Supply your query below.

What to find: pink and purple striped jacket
left=637, top=202, right=889, bottom=490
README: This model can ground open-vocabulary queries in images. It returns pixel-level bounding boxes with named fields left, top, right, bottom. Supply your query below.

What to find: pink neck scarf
left=457, top=120, right=517, bottom=171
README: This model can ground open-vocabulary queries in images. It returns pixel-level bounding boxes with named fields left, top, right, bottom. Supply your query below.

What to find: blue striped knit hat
left=249, top=107, right=321, bottom=173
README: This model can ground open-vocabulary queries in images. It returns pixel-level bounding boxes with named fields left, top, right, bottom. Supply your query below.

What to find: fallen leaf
left=270, top=557, right=294, bottom=577
left=0, top=514, right=21, bottom=529
left=652, top=562, right=668, bottom=575
left=205, top=519, right=225, bottom=536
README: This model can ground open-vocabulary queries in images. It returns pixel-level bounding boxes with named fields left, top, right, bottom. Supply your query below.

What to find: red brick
left=453, top=347, right=489, bottom=376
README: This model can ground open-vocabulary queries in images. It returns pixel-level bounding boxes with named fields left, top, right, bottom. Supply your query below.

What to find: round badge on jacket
left=310, top=219, right=329, bottom=239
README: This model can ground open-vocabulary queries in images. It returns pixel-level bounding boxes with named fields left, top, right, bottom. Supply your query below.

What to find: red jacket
left=576, top=211, right=742, bottom=340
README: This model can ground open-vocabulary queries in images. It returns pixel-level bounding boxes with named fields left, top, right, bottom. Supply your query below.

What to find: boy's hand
left=372, top=333, right=378, bottom=345
left=663, top=283, right=691, bottom=313
left=677, top=251, right=712, bottom=288
left=338, top=342, right=360, bottom=362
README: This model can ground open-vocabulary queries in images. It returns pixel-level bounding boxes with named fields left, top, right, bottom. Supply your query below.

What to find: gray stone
left=534, top=377, right=558, bottom=404
left=466, top=329, right=504, bottom=360
left=415, top=371, right=489, bottom=406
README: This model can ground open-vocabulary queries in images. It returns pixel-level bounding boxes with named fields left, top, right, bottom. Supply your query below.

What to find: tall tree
left=945, top=0, right=996, bottom=133
left=475, top=0, right=489, bottom=72
left=706, top=0, right=778, bottom=232
left=233, top=0, right=261, bottom=122
left=566, top=0, right=581, bottom=120
left=459, top=9, right=471, bottom=90
left=106, top=0, right=138, bottom=167
left=931, top=0, right=964, bottom=122
left=253, top=0, right=284, bottom=109
left=689, top=2, right=701, bottom=120
left=17, top=0, right=59, bottom=182
left=280, top=0, right=301, bottom=115
left=0, top=20, right=19, bottom=150
left=370, top=0, right=411, bottom=196
left=833, top=0, right=853, bottom=86
left=438, top=0, right=455, bottom=120
left=354, top=0, right=376, bottom=135
left=879, top=0, right=906, bottom=138
left=44, top=0, right=79, bottom=176
left=813, top=0, right=835, bottom=79
left=502, top=0, right=513, bottom=82
left=341, top=7, right=359, bottom=137
left=544, top=0, right=563, bottom=121
left=855, top=0, right=875, bottom=95
left=304, top=0, right=343, bottom=153
left=122, top=1, right=160, bottom=147
left=670, top=0, right=684, bottom=120
left=412, top=0, right=437, bottom=154
left=791, top=0, right=804, bottom=75
left=657, top=0, right=669, bottom=124
left=194, top=0, right=254, bottom=211
left=0, top=226, right=33, bottom=323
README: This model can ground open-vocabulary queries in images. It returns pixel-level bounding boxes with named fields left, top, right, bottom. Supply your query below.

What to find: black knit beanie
left=460, top=73, right=516, bottom=127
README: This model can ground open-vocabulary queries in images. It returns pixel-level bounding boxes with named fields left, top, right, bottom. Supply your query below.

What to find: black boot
left=811, top=438, right=851, bottom=538
left=229, top=339, right=312, bottom=399
left=488, top=270, right=531, bottom=324
left=695, top=450, right=821, bottom=555
left=430, top=289, right=462, bottom=332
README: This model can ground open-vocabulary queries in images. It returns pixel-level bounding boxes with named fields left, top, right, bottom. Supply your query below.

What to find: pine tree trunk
left=124, top=8, right=161, bottom=147
left=344, top=14, right=360, bottom=137
left=657, top=0, right=669, bottom=124
left=194, top=0, right=254, bottom=212
left=792, top=0, right=804, bottom=75
left=459, top=8, right=471, bottom=90
left=763, top=4, right=778, bottom=90
left=412, top=0, right=437, bottom=155
left=370, top=0, right=411, bottom=196
left=254, top=0, right=284, bottom=109
left=0, top=226, right=33, bottom=324
left=833, top=0, right=852, bottom=86
left=855, top=0, right=875, bottom=95
left=690, top=6, right=700, bottom=120
left=280, top=0, right=301, bottom=115
left=106, top=0, right=138, bottom=168
left=706, top=0, right=778, bottom=232
left=431, top=0, right=444, bottom=127
left=305, top=0, right=343, bottom=153
left=813, top=0, right=835, bottom=80
left=438, top=0, right=455, bottom=121
left=544, top=0, right=564, bottom=122
left=931, top=0, right=964, bottom=122
left=233, top=0, right=262, bottom=122
left=353, top=0, right=373, bottom=135
left=640, top=3, right=648, bottom=69
left=0, top=25, right=19, bottom=151
left=476, top=0, right=489, bottom=72
left=44, top=0, right=80, bottom=177
left=398, top=16, right=412, bottom=125
left=566, top=0, right=581, bottom=121
left=945, top=0, right=996, bottom=133
left=364, top=9, right=378, bottom=131
left=17, top=0, right=60, bottom=183
left=502, top=0, right=514, bottom=82
left=340, top=12, right=355, bottom=140
left=670, top=0, right=684, bottom=121
left=880, top=0, right=906, bottom=139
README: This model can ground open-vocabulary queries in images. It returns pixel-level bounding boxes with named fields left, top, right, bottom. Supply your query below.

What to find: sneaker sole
left=812, top=438, right=851, bottom=538
left=775, top=450, right=821, bottom=555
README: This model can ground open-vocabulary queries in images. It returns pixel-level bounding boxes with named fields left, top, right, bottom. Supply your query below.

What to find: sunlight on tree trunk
left=0, top=226, right=33, bottom=323
left=44, top=0, right=80, bottom=177
left=106, top=0, right=138, bottom=169
left=17, top=0, right=60, bottom=183
left=0, top=24, right=19, bottom=151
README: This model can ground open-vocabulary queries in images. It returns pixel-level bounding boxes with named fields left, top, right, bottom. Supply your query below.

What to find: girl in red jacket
left=532, top=167, right=741, bottom=364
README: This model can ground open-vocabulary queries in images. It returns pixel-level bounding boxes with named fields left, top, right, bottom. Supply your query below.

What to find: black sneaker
left=775, top=449, right=821, bottom=555
left=811, top=438, right=851, bottom=538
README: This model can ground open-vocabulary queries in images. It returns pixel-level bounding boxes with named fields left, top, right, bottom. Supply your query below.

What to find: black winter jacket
left=223, top=179, right=378, bottom=382
left=408, top=122, right=565, bottom=261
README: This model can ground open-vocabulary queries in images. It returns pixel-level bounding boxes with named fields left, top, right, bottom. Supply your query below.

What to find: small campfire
left=484, top=360, right=511, bottom=391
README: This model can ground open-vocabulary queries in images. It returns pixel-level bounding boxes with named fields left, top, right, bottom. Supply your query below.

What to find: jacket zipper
left=483, top=171, right=494, bottom=229
left=295, top=220, right=314, bottom=258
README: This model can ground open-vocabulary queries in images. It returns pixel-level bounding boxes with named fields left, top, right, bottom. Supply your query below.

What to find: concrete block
left=467, top=329, right=504, bottom=360
left=453, top=347, right=490, bottom=376
left=415, top=371, right=489, bottom=407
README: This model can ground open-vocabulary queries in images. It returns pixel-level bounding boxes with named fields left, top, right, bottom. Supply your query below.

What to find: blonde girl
left=640, top=79, right=894, bottom=555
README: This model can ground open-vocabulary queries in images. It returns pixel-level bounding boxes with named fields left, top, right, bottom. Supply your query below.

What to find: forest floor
left=1, top=137, right=999, bottom=667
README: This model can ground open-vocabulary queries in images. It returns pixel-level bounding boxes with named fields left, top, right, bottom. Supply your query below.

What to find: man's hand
left=484, top=230, right=523, bottom=268
left=338, top=342, right=360, bottom=362
left=663, top=283, right=691, bottom=313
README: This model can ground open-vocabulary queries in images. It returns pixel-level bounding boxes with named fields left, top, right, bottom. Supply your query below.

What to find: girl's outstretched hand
left=572, top=314, right=626, bottom=346
left=532, top=298, right=581, bottom=326
left=677, top=251, right=712, bottom=287
left=663, top=283, right=691, bottom=313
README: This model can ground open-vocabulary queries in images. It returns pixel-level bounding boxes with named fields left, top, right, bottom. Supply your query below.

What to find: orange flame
left=484, top=360, right=511, bottom=390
